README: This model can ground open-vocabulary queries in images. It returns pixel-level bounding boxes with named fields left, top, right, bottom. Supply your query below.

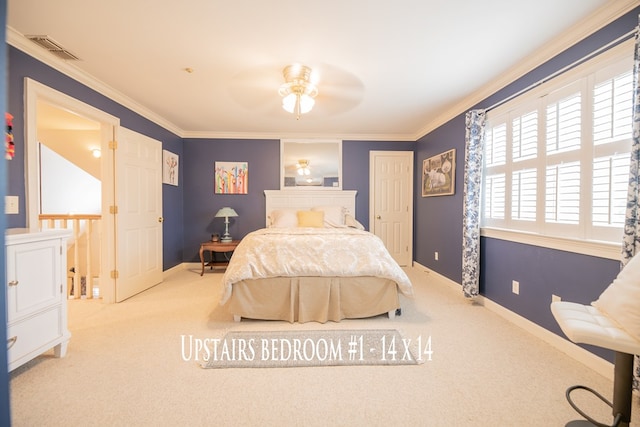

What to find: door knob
left=376, top=215, right=381, bottom=219
left=158, top=217, right=164, bottom=223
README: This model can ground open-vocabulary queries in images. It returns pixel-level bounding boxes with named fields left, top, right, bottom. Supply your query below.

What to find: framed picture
left=422, top=149, right=455, bottom=197
left=215, top=161, right=248, bottom=194
left=162, top=150, right=179, bottom=186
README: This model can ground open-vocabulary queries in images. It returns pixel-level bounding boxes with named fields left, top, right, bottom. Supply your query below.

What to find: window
left=482, top=40, right=634, bottom=249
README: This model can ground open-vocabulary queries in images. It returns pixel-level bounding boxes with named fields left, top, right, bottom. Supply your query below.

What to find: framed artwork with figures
left=162, top=150, right=179, bottom=186
left=422, top=149, right=455, bottom=197
left=215, top=161, right=248, bottom=194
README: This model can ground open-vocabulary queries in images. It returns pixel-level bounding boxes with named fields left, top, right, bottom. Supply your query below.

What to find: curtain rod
left=485, top=27, right=638, bottom=113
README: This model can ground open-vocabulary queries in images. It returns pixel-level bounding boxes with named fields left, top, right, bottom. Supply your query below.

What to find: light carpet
left=8, top=265, right=640, bottom=426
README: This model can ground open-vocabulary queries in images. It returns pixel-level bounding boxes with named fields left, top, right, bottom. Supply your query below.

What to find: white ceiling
left=7, top=0, right=635, bottom=141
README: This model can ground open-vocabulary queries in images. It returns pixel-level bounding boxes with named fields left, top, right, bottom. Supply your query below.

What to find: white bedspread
left=220, top=227, right=413, bottom=304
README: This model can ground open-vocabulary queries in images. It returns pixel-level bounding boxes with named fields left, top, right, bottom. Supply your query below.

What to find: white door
left=370, top=151, right=413, bottom=266
left=115, top=127, right=163, bottom=302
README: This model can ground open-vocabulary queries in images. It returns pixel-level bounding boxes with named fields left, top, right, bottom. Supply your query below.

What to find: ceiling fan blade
left=227, top=65, right=281, bottom=111
left=227, top=62, right=365, bottom=115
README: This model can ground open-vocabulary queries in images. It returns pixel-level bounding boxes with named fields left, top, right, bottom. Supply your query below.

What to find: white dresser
left=5, top=229, right=72, bottom=371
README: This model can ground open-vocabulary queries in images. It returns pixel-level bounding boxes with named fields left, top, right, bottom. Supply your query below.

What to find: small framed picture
left=163, top=150, right=179, bottom=186
left=422, top=149, right=455, bottom=197
left=215, top=161, right=248, bottom=194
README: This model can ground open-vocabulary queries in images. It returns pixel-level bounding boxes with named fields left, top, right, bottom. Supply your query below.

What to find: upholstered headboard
left=264, top=190, right=357, bottom=227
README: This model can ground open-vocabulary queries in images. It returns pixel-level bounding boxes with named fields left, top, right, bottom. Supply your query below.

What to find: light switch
left=5, top=196, right=19, bottom=214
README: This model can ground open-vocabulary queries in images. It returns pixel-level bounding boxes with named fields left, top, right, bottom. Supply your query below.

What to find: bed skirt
left=225, top=276, right=400, bottom=323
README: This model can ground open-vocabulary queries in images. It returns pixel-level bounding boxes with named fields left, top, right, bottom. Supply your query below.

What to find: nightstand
left=200, top=240, right=240, bottom=275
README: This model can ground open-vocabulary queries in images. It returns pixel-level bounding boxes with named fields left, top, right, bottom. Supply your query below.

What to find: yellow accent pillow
left=297, top=210, right=324, bottom=228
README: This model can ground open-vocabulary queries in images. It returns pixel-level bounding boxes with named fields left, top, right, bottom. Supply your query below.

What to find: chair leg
left=612, top=352, right=634, bottom=427
left=564, top=352, right=634, bottom=427
left=566, top=385, right=612, bottom=426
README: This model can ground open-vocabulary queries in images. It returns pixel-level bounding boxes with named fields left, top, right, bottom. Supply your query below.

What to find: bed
left=219, top=190, right=413, bottom=323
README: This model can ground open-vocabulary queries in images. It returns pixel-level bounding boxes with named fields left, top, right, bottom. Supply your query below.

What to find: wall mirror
left=280, top=139, right=342, bottom=189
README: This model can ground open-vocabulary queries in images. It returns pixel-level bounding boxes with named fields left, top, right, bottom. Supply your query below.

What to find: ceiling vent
left=26, top=35, right=80, bottom=61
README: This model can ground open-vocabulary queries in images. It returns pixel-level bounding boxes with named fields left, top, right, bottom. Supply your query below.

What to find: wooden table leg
left=199, top=245, right=205, bottom=276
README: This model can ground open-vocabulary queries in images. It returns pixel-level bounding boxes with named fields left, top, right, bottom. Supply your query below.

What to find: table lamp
left=215, top=207, right=238, bottom=243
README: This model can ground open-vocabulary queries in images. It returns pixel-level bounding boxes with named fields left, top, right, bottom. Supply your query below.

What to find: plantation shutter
left=511, top=110, right=538, bottom=222
left=512, top=111, right=538, bottom=161
left=483, top=121, right=507, bottom=223
left=546, top=92, right=582, bottom=155
left=592, top=69, right=633, bottom=228
left=545, top=162, right=581, bottom=224
left=512, top=169, right=537, bottom=221
left=484, top=174, right=506, bottom=220
left=481, top=42, right=633, bottom=245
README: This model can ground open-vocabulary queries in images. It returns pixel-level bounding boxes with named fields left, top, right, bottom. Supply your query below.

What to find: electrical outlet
left=512, top=280, right=520, bottom=295
left=434, top=251, right=439, bottom=261
left=5, top=196, right=18, bottom=214
left=552, top=294, right=561, bottom=303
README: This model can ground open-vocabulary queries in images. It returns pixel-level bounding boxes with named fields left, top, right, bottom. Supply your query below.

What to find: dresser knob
left=8, top=280, right=18, bottom=286
left=7, top=336, right=17, bottom=349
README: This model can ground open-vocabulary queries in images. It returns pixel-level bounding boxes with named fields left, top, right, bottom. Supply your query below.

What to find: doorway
left=37, top=100, right=103, bottom=300
left=25, top=78, right=165, bottom=304
left=369, top=151, right=413, bottom=266
left=26, top=78, right=118, bottom=302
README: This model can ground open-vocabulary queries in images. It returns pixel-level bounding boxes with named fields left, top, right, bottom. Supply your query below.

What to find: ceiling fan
left=227, top=62, right=365, bottom=117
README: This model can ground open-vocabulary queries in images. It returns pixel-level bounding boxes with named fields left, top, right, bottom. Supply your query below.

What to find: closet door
left=370, top=151, right=413, bottom=266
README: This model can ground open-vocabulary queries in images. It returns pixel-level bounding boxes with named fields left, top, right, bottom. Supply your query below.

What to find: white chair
left=551, top=301, right=640, bottom=427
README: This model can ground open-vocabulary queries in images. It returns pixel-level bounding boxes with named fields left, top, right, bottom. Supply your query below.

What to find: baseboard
left=163, top=262, right=198, bottom=279
left=411, top=261, right=614, bottom=381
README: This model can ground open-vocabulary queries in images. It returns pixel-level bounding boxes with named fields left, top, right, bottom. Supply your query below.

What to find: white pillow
left=268, top=209, right=298, bottom=228
left=592, top=253, right=640, bottom=342
left=345, top=214, right=365, bottom=230
left=311, top=206, right=345, bottom=227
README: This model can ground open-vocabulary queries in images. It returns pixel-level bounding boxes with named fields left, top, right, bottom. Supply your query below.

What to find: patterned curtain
left=623, top=20, right=640, bottom=389
left=461, top=109, right=486, bottom=298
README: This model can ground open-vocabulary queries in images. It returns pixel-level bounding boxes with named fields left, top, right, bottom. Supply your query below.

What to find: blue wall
left=182, top=138, right=280, bottom=262
left=414, top=115, right=466, bottom=282
left=414, top=7, right=640, bottom=362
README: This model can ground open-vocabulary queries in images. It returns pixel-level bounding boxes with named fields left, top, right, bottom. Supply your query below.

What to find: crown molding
left=6, top=26, right=184, bottom=137
left=181, top=130, right=416, bottom=142
left=412, top=0, right=639, bottom=141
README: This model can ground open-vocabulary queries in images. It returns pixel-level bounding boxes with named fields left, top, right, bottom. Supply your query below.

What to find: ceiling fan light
left=279, top=64, right=318, bottom=119
left=282, top=93, right=297, bottom=113
left=299, top=94, right=315, bottom=114
left=296, top=159, right=311, bottom=175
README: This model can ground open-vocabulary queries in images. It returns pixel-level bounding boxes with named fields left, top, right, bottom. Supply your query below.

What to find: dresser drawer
left=7, top=305, right=63, bottom=369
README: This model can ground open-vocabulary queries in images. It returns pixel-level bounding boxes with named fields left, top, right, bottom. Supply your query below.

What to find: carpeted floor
left=8, top=265, right=640, bottom=426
